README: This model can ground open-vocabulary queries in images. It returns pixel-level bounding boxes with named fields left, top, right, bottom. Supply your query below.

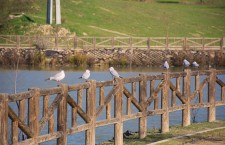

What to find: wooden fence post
left=0, top=94, right=8, bottom=145
left=114, top=78, right=123, bottom=145
left=74, top=36, right=77, bottom=49
left=55, top=35, right=58, bottom=50
left=161, top=72, right=170, bottom=133
left=221, top=37, right=224, bottom=51
left=16, top=35, right=20, bottom=49
left=28, top=88, right=40, bottom=145
left=57, top=84, right=68, bottom=145
left=147, top=37, right=150, bottom=49
left=86, top=80, right=96, bottom=145
left=208, top=69, right=216, bottom=122
left=183, top=69, right=191, bottom=126
left=139, top=75, right=147, bottom=138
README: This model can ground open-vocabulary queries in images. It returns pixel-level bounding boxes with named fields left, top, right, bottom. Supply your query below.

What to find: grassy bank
left=98, top=120, right=225, bottom=145
left=0, top=0, right=225, bottom=37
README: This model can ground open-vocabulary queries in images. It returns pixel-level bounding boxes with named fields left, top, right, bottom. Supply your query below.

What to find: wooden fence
left=0, top=35, right=224, bottom=50
left=0, top=69, right=225, bottom=145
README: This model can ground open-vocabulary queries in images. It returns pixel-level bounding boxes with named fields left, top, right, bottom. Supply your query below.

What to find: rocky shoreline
left=0, top=48, right=224, bottom=67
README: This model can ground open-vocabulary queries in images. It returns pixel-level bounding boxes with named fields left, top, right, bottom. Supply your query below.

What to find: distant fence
left=0, top=69, right=225, bottom=145
left=0, top=35, right=224, bottom=50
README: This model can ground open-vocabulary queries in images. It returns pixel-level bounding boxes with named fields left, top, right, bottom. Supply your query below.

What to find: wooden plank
left=77, top=89, right=83, bottom=108
left=86, top=80, right=96, bottom=145
left=19, top=99, right=25, bottom=122
left=39, top=94, right=63, bottom=131
left=37, top=131, right=62, bottom=143
left=147, top=81, right=165, bottom=105
left=183, top=69, right=191, bottom=127
left=57, top=84, right=68, bottom=145
left=161, top=72, right=170, bottom=133
left=12, top=121, right=19, bottom=145
left=106, top=103, right=111, bottom=119
left=67, top=124, right=90, bottom=135
left=8, top=106, right=33, bottom=138
left=123, top=87, right=143, bottom=111
left=114, top=78, right=123, bottom=145
left=72, top=107, right=77, bottom=128
left=67, top=94, right=91, bottom=123
left=0, top=94, right=8, bottom=145
left=96, top=85, right=119, bottom=117
left=99, top=86, right=104, bottom=106
left=49, top=113, right=54, bottom=134
left=216, top=77, right=225, bottom=87
left=123, top=112, right=143, bottom=121
left=8, top=91, right=34, bottom=102
left=28, top=88, right=40, bottom=145
left=95, top=118, right=119, bottom=128
left=169, top=81, right=187, bottom=103
left=208, top=69, right=216, bottom=122
left=139, top=75, right=147, bottom=138
left=190, top=77, right=209, bottom=101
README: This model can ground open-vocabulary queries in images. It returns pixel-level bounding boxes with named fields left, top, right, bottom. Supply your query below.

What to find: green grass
left=98, top=120, right=225, bottom=145
left=1, top=0, right=225, bottom=37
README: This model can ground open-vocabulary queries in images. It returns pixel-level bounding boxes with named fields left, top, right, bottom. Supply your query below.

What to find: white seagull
left=45, top=70, right=65, bottom=82
left=109, top=67, right=122, bottom=79
left=79, top=69, right=90, bottom=80
left=183, top=59, right=190, bottom=67
left=192, top=61, right=199, bottom=68
left=162, top=61, right=169, bottom=69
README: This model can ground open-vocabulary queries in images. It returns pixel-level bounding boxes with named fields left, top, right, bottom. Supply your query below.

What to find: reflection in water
left=0, top=66, right=224, bottom=145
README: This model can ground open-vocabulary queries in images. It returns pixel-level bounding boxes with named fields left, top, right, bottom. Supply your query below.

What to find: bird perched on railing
left=109, top=67, right=122, bottom=79
left=162, top=61, right=169, bottom=70
left=45, top=70, right=65, bottom=83
left=79, top=69, right=90, bottom=81
left=192, top=61, right=199, bottom=68
left=183, top=59, right=190, bottom=67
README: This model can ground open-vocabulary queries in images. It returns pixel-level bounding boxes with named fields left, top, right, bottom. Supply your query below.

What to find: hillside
left=0, top=0, right=225, bottom=37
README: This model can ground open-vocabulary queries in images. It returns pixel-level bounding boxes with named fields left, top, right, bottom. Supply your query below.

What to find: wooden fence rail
left=0, top=35, right=224, bottom=50
left=0, top=69, right=225, bottom=145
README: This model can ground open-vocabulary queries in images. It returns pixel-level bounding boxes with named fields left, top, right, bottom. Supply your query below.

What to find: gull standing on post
left=192, top=61, right=199, bottom=68
left=109, top=67, right=122, bottom=79
left=183, top=59, right=190, bottom=67
left=45, top=70, right=65, bottom=83
left=162, top=61, right=169, bottom=70
left=79, top=69, right=90, bottom=81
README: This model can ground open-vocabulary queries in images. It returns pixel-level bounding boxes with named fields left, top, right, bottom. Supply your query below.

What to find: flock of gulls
left=46, top=59, right=199, bottom=83
left=45, top=66, right=123, bottom=83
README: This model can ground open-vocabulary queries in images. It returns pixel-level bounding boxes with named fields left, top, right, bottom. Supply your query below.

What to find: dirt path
left=147, top=126, right=225, bottom=145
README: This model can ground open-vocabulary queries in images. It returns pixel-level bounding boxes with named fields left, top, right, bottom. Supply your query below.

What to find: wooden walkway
left=0, top=35, right=224, bottom=50
left=0, top=69, right=225, bottom=145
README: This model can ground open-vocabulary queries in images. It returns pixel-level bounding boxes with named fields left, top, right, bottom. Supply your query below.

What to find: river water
left=0, top=66, right=224, bottom=145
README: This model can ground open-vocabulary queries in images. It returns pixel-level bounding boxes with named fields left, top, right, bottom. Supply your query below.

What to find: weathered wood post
left=147, top=37, right=150, bottom=49
left=221, top=37, right=224, bottom=51
left=16, top=35, right=20, bottom=49
left=86, top=80, right=96, bottom=145
left=57, top=84, right=68, bottom=145
left=183, top=69, right=191, bottom=126
left=114, top=78, right=123, bottom=145
left=74, top=36, right=77, bottom=49
left=0, top=94, right=8, bottom=145
left=28, top=88, right=40, bottom=145
left=161, top=72, right=170, bottom=133
left=208, top=69, right=216, bottom=122
left=139, top=74, right=147, bottom=138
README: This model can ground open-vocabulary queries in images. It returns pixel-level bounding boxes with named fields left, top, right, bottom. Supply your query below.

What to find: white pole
left=55, top=0, right=61, bottom=24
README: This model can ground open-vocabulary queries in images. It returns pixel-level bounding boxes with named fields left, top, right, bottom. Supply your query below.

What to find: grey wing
left=111, top=70, right=120, bottom=77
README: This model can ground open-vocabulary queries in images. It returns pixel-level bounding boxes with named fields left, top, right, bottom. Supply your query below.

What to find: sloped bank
left=0, top=48, right=224, bottom=67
